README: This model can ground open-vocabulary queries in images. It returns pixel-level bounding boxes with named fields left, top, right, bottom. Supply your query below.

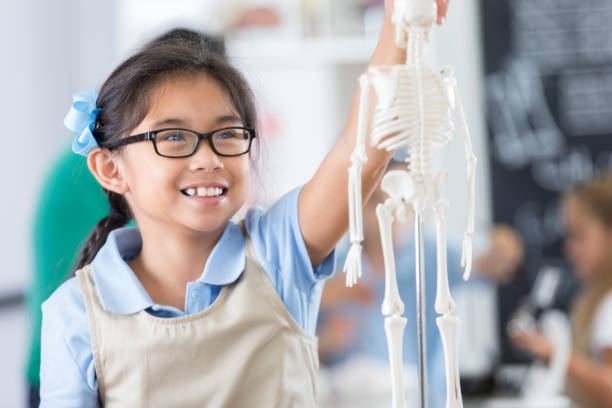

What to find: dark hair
left=565, top=172, right=612, bottom=355
left=75, top=28, right=257, bottom=270
left=564, top=172, right=612, bottom=227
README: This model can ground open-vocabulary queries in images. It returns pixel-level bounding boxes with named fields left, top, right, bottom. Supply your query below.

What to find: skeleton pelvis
left=381, top=169, right=449, bottom=219
left=381, top=170, right=414, bottom=202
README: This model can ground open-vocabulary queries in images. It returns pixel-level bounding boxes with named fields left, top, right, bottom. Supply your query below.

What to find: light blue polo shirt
left=40, top=187, right=335, bottom=408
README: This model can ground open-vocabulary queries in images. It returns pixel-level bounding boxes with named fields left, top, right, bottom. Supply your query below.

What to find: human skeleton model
left=344, top=1, right=477, bottom=407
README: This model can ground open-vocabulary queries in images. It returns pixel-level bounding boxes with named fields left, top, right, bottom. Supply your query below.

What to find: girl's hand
left=384, top=0, right=452, bottom=25
left=511, top=329, right=555, bottom=364
left=435, top=0, right=450, bottom=24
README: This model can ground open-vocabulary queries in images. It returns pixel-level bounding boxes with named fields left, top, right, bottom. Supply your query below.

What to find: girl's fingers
left=384, top=0, right=451, bottom=25
left=384, top=0, right=393, bottom=14
left=436, top=0, right=450, bottom=25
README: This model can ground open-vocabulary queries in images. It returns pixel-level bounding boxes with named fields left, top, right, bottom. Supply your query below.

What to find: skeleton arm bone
left=452, top=79, right=477, bottom=280
left=344, top=75, right=372, bottom=287
left=345, top=162, right=364, bottom=287
left=298, top=7, right=403, bottom=269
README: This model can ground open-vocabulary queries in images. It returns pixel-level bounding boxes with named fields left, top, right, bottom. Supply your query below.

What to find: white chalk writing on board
left=511, top=0, right=612, bottom=74
left=531, top=146, right=594, bottom=192
left=513, top=199, right=564, bottom=255
left=558, top=68, right=612, bottom=136
left=487, top=60, right=564, bottom=170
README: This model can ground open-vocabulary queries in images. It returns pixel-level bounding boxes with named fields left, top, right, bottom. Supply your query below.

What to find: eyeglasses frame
left=100, top=126, right=257, bottom=158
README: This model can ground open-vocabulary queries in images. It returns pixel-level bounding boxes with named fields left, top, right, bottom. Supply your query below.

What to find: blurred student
left=456, top=224, right=524, bottom=391
left=475, top=225, right=524, bottom=285
left=511, top=173, right=612, bottom=407
left=26, top=147, right=108, bottom=407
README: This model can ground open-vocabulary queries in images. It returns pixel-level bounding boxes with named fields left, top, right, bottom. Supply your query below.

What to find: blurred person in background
left=26, top=148, right=108, bottom=408
left=511, top=173, right=612, bottom=407
left=474, top=225, right=524, bottom=285
left=456, top=223, right=524, bottom=394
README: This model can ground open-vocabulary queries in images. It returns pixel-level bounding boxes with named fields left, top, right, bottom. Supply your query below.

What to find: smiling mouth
left=181, top=186, right=228, bottom=198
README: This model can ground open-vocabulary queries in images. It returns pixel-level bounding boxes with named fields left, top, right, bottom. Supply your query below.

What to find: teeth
left=186, top=187, right=224, bottom=197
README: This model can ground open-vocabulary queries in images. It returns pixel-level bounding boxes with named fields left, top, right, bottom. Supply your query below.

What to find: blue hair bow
left=64, top=90, right=101, bottom=156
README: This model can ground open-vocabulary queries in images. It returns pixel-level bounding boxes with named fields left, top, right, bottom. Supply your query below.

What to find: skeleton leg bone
left=437, top=315, right=463, bottom=408
left=385, top=315, right=408, bottom=408
left=434, top=199, right=456, bottom=315
left=377, top=192, right=409, bottom=408
left=377, top=202, right=405, bottom=316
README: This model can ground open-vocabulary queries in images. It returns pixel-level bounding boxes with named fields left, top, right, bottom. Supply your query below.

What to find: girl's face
left=117, top=73, right=250, bottom=235
left=563, top=197, right=612, bottom=281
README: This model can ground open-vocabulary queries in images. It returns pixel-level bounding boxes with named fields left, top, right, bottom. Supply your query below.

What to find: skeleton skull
left=392, top=0, right=437, bottom=46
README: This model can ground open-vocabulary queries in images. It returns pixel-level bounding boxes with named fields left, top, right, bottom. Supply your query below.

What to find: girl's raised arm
left=299, top=0, right=450, bottom=268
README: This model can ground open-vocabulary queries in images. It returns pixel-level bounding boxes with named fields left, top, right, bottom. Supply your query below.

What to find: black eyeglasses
left=102, top=126, right=257, bottom=158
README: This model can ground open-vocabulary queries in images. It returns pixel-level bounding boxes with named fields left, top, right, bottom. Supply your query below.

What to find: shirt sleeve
left=40, top=278, right=99, bottom=408
left=244, top=186, right=336, bottom=335
left=592, top=293, right=612, bottom=353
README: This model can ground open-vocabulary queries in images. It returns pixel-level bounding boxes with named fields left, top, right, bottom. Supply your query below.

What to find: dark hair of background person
left=564, top=172, right=612, bottom=354
left=74, top=28, right=257, bottom=270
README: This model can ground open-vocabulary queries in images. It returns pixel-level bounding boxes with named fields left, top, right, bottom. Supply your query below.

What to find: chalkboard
left=481, top=0, right=612, bottom=362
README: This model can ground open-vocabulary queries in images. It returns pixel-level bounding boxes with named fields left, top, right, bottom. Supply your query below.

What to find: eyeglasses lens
left=212, top=128, right=251, bottom=156
left=156, top=130, right=198, bottom=157
left=155, top=128, right=252, bottom=157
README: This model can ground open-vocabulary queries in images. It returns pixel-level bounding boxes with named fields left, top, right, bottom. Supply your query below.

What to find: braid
left=75, top=190, right=132, bottom=270
left=107, top=190, right=132, bottom=224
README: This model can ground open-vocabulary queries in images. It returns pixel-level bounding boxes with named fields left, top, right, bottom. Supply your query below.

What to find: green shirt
left=26, top=146, right=109, bottom=388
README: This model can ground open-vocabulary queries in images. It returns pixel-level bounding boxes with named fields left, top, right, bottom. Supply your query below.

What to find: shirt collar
left=198, top=221, right=245, bottom=285
left=91, top=223, right=246, bottom=315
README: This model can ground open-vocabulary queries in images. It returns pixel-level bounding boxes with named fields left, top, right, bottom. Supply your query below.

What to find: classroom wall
left=0, top=1, right=117, bottom=405
left=1, top=0, right=117, bottom=294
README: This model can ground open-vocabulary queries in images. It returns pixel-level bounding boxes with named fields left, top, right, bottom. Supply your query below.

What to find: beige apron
left=76, top=234, right=319, bottom=407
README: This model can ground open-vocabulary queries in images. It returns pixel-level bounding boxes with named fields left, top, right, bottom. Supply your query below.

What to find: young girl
left=40, top=2, right=451, bottom=406
left=512, top=173, right=612, bottom=407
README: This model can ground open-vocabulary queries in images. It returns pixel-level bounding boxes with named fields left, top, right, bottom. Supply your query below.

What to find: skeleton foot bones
left=343, top=1, right=476, bottom=407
